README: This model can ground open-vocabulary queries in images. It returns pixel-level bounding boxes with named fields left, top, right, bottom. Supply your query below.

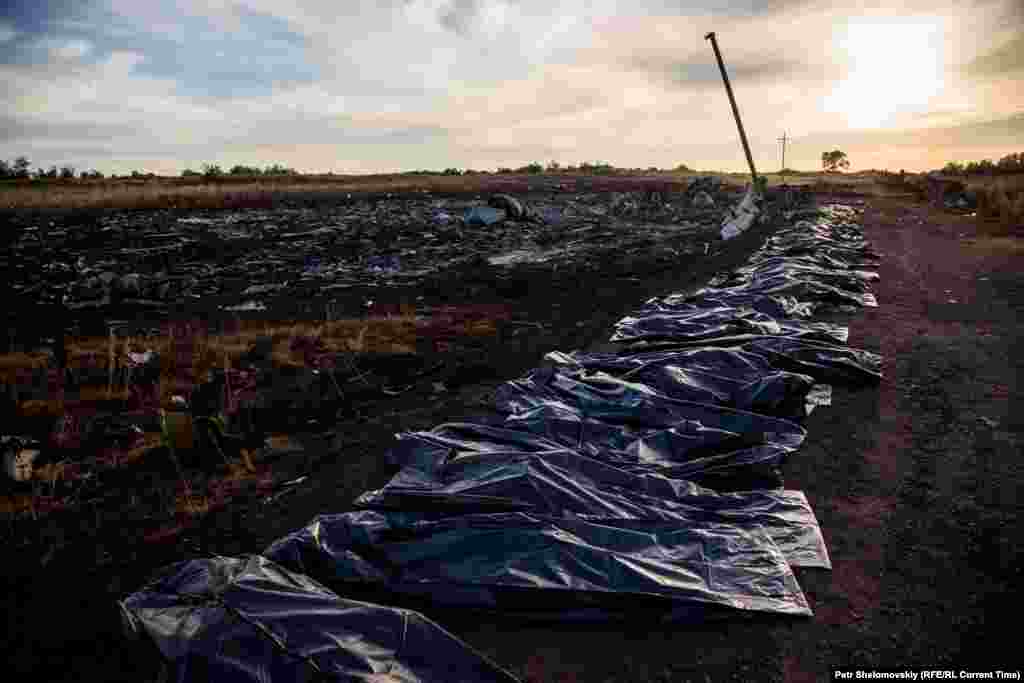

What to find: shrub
left=263, top=164, right=297, bottom=176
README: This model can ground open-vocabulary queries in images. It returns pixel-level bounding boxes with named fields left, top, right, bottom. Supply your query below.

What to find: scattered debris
left=464, top=206, right=504, bottom=226
left=2, top=436, right=41, bottom=482
left=488, top=194, right=528, bottom=220
left=692, top=190, right=716, bottom=208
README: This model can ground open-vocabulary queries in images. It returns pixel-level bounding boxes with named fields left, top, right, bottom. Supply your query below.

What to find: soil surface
left=3, top=189, right=1022, bottom=681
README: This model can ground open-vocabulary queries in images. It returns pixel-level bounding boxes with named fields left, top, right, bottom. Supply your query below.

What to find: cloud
left=622, top=55, right=823, bottom=90
left=0, top=0, right=1021, bottom=174
left=964, top=32, right=1024, bottom=77
left=48, top=37, right=92, bottom=58
left=438, top=0, right=480, bottom=36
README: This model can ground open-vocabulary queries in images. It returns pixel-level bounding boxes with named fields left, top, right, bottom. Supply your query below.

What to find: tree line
left=940, top=152, right=1024, bottom=176
left=0, top=157, right=301, bottom=180
left=0, top=156, right=103, bottom=179
left=408, top=162, right=694, bottom=176
left=0, top=157, right=695, bottom=180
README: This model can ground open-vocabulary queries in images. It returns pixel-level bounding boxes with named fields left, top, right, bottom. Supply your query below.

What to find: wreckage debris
left=7, top=185, right=755, bottom=326
left=692, top=190, right=716, bottom=208
left=487, top=193, right=528, bottom=220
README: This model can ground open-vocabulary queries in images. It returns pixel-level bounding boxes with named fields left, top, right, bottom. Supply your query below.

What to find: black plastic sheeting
left=120, top=555, right=519, bottom=683
left=119, top=203, right=882, bottom=680
left=354, top=440, right=828, bottom=568
left=264, top=510, right=812, bottom=623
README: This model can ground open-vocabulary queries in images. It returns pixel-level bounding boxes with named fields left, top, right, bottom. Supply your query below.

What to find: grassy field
left=0, top=170, right=877, bottom=210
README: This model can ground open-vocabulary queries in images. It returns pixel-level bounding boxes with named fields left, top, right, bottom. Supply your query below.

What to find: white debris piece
left=721, top=185, right=763, bottom=240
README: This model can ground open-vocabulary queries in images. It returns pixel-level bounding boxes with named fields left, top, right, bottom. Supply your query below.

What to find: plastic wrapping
left=119, top=555, right=520, bottom=683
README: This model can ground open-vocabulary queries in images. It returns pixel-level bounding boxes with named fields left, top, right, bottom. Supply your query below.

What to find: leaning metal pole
left=705, top=32, right=758, bottom=184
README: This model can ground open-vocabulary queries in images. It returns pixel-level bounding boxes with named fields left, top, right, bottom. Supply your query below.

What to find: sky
left=1, top=0, right=1022, bottom=175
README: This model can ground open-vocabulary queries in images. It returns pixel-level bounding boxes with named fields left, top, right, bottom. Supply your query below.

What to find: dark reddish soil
left=3, top=191, right=1022, bottom=681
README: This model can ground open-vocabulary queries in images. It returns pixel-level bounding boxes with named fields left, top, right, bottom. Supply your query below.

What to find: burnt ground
left=3, top=188, right=1023, bottom=681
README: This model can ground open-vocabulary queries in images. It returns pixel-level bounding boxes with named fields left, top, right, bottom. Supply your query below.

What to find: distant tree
left=202, top=163, right=224, bottom=178
left=12, top=156, right=31, bottom=178
left=59, top=165, right=76, bottom=179
left=942, top=161, right=966, bottom=175
left=821, top=150, right=850, bottom=173
left=997, top=152, right=1023, bottom=172
left=0, top=160, right=9, bottom=178
left=80, top=169, right=104, bottom=179
left=263, top=163, right=297, bottom=176
left=546, top=160, right=561, bottom=172
left=496, top=167, right=513, bottom=174
left=181, top=168, right=200, bottom=177
left=442, top=167, right=462, bottom=176
left=462, top=169, right=478, bottom=175
left=229, top=164, right=262, bottom=175
left=675, top=163, right=694, bottom=173
left=579, top=161, right=615, bottom=175
left=976, top=159, right=995, bottom=174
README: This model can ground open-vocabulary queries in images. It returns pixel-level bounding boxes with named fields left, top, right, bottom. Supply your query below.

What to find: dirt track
left=4, top=192, right=1022, bottom=681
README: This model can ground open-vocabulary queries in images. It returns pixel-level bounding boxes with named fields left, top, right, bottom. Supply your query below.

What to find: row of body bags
left=120, top=204, right=883, bottom=683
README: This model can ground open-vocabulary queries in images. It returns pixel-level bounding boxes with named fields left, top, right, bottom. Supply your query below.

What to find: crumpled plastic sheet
left=119, top=555, right=519, bottom=683
left=263, top=510, right=813, bottom=623
left=611, top=306, right=850, bottom=344
left=541, top=348, right=820, bottom=420
left=383, top=417, right=803, bottom=484
left=357, top=443, right=829, bottom=569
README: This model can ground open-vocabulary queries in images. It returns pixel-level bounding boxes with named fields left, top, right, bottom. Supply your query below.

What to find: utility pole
left=778, top=132, right=789, bottom=185
left=704, top=31, right=758, bottom=185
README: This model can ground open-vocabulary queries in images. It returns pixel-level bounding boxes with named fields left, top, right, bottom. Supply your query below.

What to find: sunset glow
left=825, top=19, right=947, bottom=129
left=1, top=1, right=1021, bottom=173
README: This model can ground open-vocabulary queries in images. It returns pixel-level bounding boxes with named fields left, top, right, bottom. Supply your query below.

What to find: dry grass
left=0, top=352, right=51, bottom=384
left=961, top=235, right=1024, bottom=253
left=0, top=173, right=561, bottom=210
left=0, top=170, right=856, bottom=211
left=0, top=170, right=933, bottom=211
left=972, top=176, right=1024, bottom=235
left=4, top=309, right=501, bottom=425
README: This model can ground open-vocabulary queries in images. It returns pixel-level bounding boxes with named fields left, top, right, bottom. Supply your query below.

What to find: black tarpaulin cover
left=355, top=444, right=829, bottom=569
left=118, top=555, right=520, bottom=683
left=262, top=510, right=813, bottom=622
left=542, top=347, right=818, bottom=421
